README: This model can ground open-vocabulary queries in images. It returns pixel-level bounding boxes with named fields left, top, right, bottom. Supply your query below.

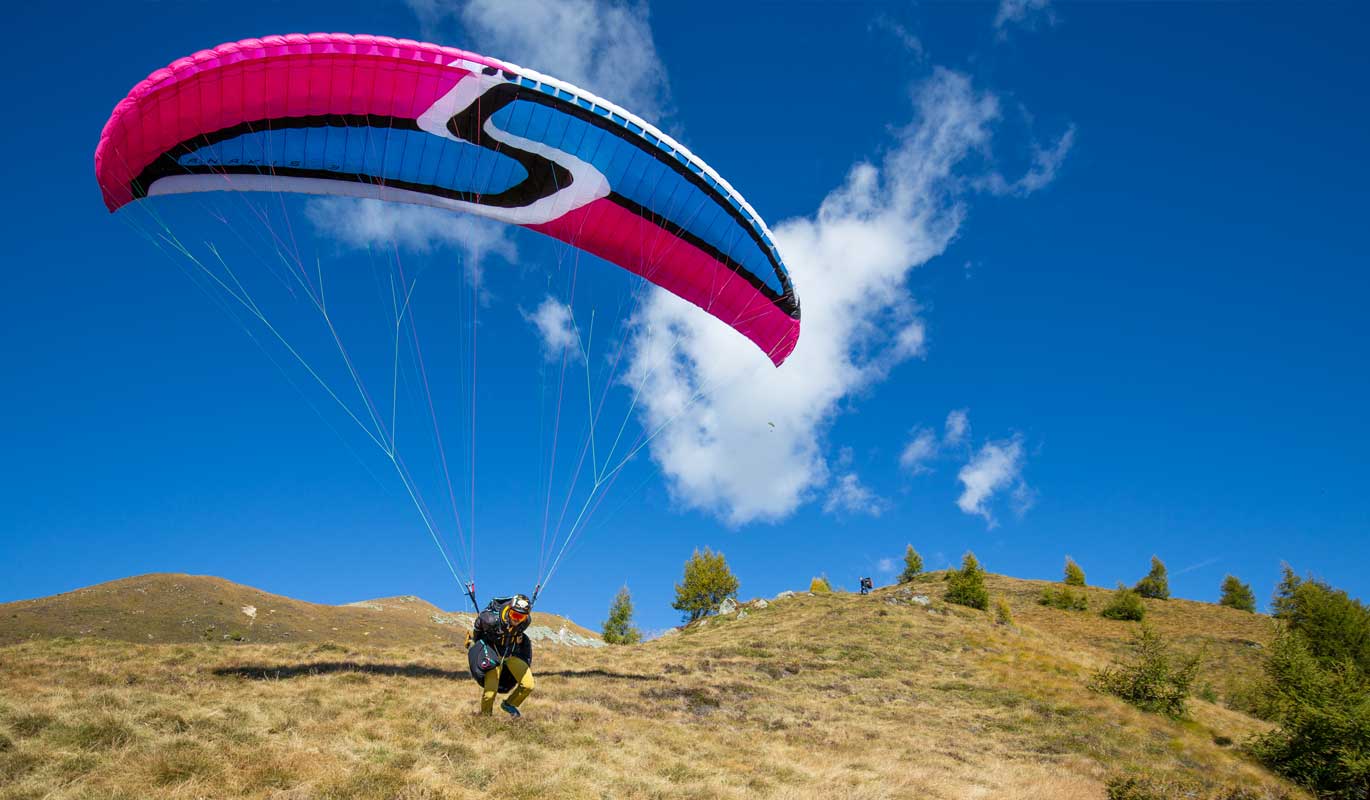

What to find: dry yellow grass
left=0, top=580, right=1303, bottom=799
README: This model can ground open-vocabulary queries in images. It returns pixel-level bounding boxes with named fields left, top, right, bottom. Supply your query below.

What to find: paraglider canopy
left=94, top=33, right=800, bottom=365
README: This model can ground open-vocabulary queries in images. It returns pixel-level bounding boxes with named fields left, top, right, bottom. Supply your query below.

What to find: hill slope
left=0, top=575, right=1300, bottom=799
left=0, top=574, right=598, bottom=647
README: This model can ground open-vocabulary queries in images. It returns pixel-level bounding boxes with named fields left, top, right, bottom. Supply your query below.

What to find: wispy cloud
left=956, top=434, right=1030, bottom=528
left=899, top=428, right=939, bottom=474
left=407, top=0, right=671, bottom=119
left=980, top=125, right=1076, bottom=197
left=876, top=557, right=897, bottom=574
left=824, top=473, right=887, bottom=517
left=900, top=407, right=971, bottom=477
left=871, top=14, right=926, bottom=61
left=524, top=296, right=581, bottom=362
left=944, top=408, right=970, bottom=446
left=993, top=0, right=1057, bottom=40
left=304, top=198, right=516, bottom=283
left=1174, top=557, right=1221, bottom=576
left=622, top=68, right=1000, bottom=524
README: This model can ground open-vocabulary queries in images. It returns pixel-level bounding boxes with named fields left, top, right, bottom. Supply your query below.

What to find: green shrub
left=1272, top=566, right=1370, bottom=670
left=601, top=585, right=641, bottom=645
left=1064, top=557, right=1086, bottom=586
left=671, top=547, right=740, bottom=622
left=810, top=576, right=832, bottom=594
left=1105, top=776, right=1256, bottom=800
left=898, top=545, right=923, bottom=583
left=1133, top=556, right=1170, bottom=600
left=1101, top=584, right=1146, bottom=621
left=1040, top=586, right=1089, bottom=611
left=1090, top=625, right=1201, bottom=718
left=1219, top=575, right=1256, bottom=612
left=944, top=552, right=990, bottom=611
left=993, top=597, right=1014, bottom=626
left=1247, top=570, right=1370, bottom=798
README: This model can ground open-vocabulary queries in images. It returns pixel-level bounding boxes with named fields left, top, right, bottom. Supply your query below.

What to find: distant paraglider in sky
left=93, top=33, right=800, bottom=607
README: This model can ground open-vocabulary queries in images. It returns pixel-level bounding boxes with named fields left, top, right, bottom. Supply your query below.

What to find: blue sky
left=2, top=1, right=1367, bottom=634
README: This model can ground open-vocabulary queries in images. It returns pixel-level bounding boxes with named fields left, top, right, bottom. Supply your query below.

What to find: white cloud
left=901, top=408, right=970, bottom=476
left=304, top=197, right=516, bottom=283
left=409, top=0, right=671, bottom=119
left=956, top=435, right=1029, bottom=527
left=980, top=125, right=1076, bottom=197
left=899, top=428, right=938, bottom=474
left=823, top=473, right=887, bottom=517
left=876, top=557, right=897, bottom=574
left=524, top=296, right=581, bottom=361
left=622, top=68, right=999, bottom=525
left=993, top=0, right=1056, bottom=39
left=944, top=408, right=970, bottom=446
left=872, top=15, right=926, bottom=61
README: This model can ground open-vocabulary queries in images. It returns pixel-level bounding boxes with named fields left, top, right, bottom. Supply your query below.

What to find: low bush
left=1090, top=626, right=1201, bottom=718
left=993, top=597, right=1014, bottom=626
left=809, top=576, right=832, bottom=593
left=1101, top=584, right=1146, bottom=621
left=1040, top=586, right=1089, bottom=611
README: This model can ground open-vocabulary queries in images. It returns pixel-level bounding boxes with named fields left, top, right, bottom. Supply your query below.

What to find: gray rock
left=736, top=611, right=749, bottom=620
left=774, top=591, right=796, bottom=600
left=524, top=624, right=606, bottom=648
left=753, top=598, right=769, bottom=609
left=910, top=595, right=931, bottom=606
left=718, top=598, right=738, bottom=615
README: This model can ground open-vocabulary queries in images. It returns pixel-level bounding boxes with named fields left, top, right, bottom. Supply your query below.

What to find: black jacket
left=473, top=597, right=532, bottom=664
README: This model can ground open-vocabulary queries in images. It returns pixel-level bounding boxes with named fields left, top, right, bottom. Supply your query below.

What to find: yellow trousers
left=481, top=656, right=534, bottom=715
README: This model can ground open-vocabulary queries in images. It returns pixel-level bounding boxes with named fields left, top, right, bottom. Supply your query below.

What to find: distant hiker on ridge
left=860, top=577, right=874, bottom=595
left=466, top=594, right=534, bottom=717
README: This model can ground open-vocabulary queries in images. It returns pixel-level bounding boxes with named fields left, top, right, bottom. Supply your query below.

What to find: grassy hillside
left=0, top=574, right=595, bottom=647
left=0, top=574, right=1302, bottom=799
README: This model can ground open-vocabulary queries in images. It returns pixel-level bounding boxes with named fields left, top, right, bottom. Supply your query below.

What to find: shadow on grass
left=213, top=663, right=663, bottom=683
left=541, top=669, right=662, bottom=682
left=213, top=662, right=471, bottom=681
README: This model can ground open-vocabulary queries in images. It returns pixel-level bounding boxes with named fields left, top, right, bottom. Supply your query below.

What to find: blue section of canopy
left=491, top=100, right=784, bottom=295
left=172, top=101, right=785, bottom=297
left=178, top=127, right=529, bottom=197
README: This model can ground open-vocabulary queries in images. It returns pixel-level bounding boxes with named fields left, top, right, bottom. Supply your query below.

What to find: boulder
left=754, top=598, right=769, bottom=609
left=775, top=591, right=796, bottom=601
left=718, top=598, right=738, bottom=615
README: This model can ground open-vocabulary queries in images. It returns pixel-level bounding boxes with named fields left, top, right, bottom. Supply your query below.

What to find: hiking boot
left=500, top=701, right=522, bottom=718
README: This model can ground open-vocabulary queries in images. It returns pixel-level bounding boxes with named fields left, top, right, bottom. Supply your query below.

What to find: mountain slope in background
left=0, top=572, right=1301, bottom=799
left=0, top=574, right=599, bottom=647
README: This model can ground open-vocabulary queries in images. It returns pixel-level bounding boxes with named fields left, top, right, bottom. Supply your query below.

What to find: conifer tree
left=671, top=547, right=740, bottom=622
left=898, top=545, right=924, bottom=583
left=601, top=585, right=641, bottom=644
left=810, top=576, right=833, bottom=593
left=1064, top=557, right=1086, bottom=587
left=1218, top=575, right=1257, bottom=613
left=1134, top=556, right=1171, bottom=600
left=944, top=552, right=990, bottom=610
left=1272, top=564, right=1302, bottom=619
